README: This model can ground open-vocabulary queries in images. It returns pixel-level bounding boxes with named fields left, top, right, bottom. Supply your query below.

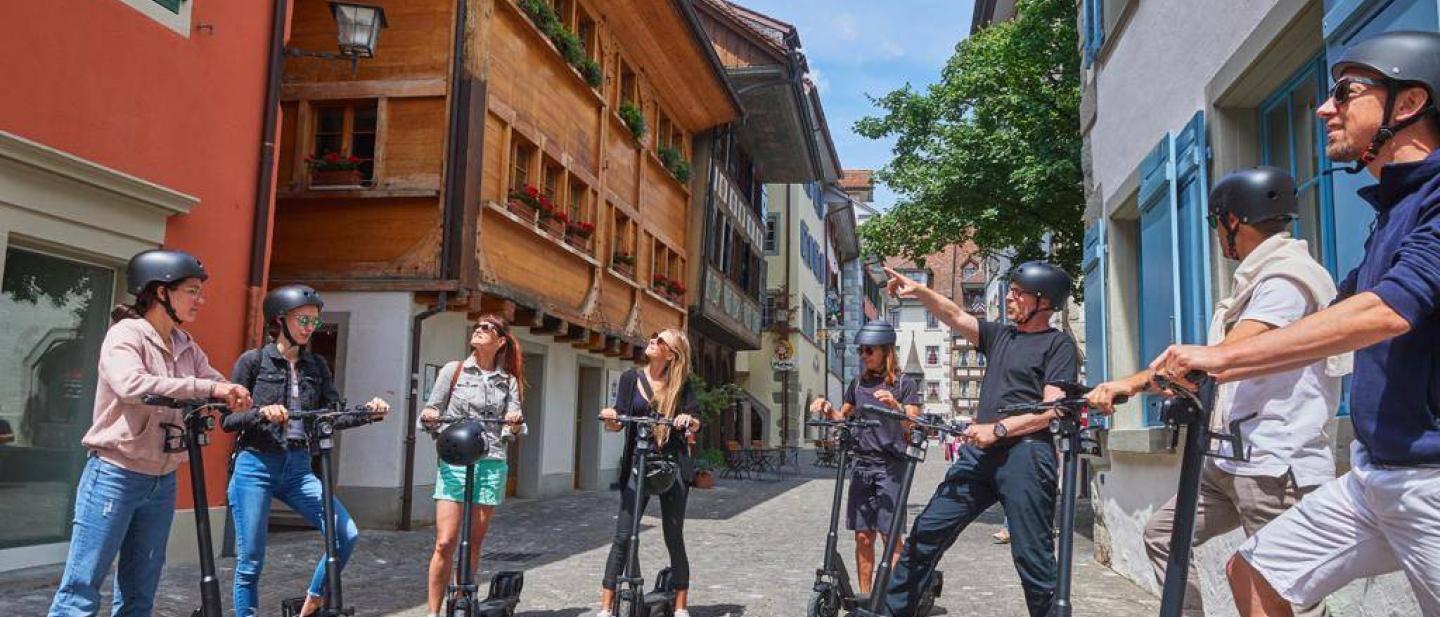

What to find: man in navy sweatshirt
left=1154, top=31, right=1440, bottom=617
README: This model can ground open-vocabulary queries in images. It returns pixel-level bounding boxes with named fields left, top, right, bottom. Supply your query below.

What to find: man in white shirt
left=1086, top=167, right=1350, bottom=617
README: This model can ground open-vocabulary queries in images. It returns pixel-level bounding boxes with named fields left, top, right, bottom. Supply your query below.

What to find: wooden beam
left=280, top=78, right=447, bottom=102
left=557, top=324, right=588, bottom=343
left=269, top=278, right=461, bottom=292
left=577, top=331, right=607, bottom=351
left=478, top=294, right=517, bottom=323
left=532, top=315, right=566, bottom=335
left=513, top=306, right=545, bottom=328
left=602, top=336, right=624, bottom=357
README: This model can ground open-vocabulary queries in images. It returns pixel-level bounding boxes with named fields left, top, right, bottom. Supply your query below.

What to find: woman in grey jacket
left=418, top=315, right=526, bottom=617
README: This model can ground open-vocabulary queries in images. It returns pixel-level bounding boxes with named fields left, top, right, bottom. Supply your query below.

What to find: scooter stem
left=1053, top=425, right=1081, bottom=617
left=185, top=412, right=223, bottom=617
left=862, top=427, right=923, bottom=614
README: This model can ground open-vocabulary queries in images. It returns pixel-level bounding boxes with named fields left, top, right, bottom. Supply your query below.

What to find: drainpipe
left=400, top=291, right=448, bottom=531
left=439, top=0, right=470, bottom=281
left=244, top=0, right=289, bottom=349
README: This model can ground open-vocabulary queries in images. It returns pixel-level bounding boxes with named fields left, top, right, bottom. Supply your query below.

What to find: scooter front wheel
left=807, top=587, right=841, bottom=617
left=616, top=589, right=643, bottom=617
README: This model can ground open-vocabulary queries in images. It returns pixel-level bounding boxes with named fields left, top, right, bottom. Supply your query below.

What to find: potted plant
left=666, top=278, right=686, bottom=302
left=652, top=274, right=669, bottom=296
left=578, top=58, right=603, bottom=88
left=307, top=152, right=365, bottom=187
left=658, top=146, right=690, bottom=184
left=538, top=198, right=568, bottom=237
left=619, top=101, right=646, bottom=142
left=611, top=252, right=635, bottom=279
left=691, top=448, right=724, bottom=489
left=506, top=185, right=542, bottom=221
left=565, top=220, right=596, bottom=251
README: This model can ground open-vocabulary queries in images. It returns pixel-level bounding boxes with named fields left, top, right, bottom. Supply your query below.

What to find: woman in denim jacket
left=48, top=250, right=252, bottom=617
left=225, top=285, right=389, bottom=617
left=418, top=315, right=526, bottom=617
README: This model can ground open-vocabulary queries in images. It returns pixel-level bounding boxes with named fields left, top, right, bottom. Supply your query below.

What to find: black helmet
left=1010, top=261, right=1072, bottom=309
left=1330, top=31, right=1440, bottom=170
left=1209, top=167, right=1299, bottom=225
left=437, top=419, right=490, bottom=466
left=853, top=320, right=897, bottom=347
left=643, top=454, right=679, bottom=494
left=263, top=285, right=325, bottom=324
left=126, top=249, right=207, bottom=295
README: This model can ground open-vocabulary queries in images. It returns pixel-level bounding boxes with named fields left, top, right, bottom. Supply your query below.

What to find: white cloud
left=831, top=12, right=859, bottom=41
left=878, top=40, right=905, bottom=59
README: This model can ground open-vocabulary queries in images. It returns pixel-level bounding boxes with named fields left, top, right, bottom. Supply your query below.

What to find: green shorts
left=433, top=459, right=508, bottom=506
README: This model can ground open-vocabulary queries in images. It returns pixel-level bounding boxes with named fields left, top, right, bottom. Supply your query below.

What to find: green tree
left=855, top=0, right=1083, bottom=279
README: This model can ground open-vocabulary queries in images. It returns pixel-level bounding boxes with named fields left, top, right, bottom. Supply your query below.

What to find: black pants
left=884, top=440, right=1058, bottom=617
left=602, top=471, right=690, bottom=591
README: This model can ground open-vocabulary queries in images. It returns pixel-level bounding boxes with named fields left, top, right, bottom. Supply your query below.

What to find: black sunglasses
left=859, top=345, right=881, bottom=356
left=1328, top=76, right=1387, bottom=105
left=475, top=322, right=503, bottom=335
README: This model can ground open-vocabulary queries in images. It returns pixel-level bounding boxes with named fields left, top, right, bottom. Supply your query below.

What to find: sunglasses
left=294, top=315, right=323, bottom=329
left=1328, top=76, right=1386, bottom=106
left=859, top=345, right=882, bottom=356
left=651, top=333, right=670, bottom=346
left=475, top=322, right=503, bottom=335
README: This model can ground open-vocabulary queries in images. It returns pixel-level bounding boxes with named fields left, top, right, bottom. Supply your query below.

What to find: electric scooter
left=145, top=395, right=231, bottom=617
left=431, top=416, right=526, bottom=617
left=803, top=416, right=875, bottom=617
left=276, top=402, right=375, bottom=617
left=1151, top=373, right=1249, bottom=617
left=598, top=413, right=683, bottom=617
left=999, top=382, right=1127, bottom=617
left=847, top=405, right=964, bottom=617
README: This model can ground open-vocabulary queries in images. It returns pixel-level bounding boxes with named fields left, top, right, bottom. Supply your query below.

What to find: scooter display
left=277, top=402, right=377, bottom=617
left=432, top=417, right=526, bottom=617
left=144, top=395, right=231, bottom=617
left=598, top=413, right=684, bottom=617
left=999, top=382, right=1127, bottom=617
left=1151, top=372, right=1249, bottom=617
left=847, top=405, right=963, bottom=617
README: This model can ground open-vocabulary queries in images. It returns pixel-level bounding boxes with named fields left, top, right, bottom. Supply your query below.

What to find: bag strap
left=636, top=369, right=656, bottom=406
left=442, top=360, right=463, bottom=413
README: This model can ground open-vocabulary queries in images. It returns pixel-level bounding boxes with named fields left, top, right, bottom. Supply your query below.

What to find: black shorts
left=847, top=457, right=907, bottom=533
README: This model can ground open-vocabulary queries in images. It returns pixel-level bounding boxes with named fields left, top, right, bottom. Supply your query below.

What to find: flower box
left=539, top=216, right=566, bottom=237
left=565, top=233, right=593, bottom=253
left=506, top=199, right=539, bottom=221
left=612, top=260, right=635, bottom=280
left=310, top=169, right=364, bottom=187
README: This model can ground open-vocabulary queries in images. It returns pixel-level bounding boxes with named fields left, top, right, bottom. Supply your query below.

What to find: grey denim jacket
left=421, top=357, right=524, bottom=462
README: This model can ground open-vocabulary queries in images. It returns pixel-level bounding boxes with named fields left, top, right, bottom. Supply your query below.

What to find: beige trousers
left=1143, top=462, right=1327, bottom=617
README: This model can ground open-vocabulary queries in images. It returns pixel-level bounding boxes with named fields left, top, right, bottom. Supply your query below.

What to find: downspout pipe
left=246, top=0, right=289, bottom=348
left=400, top=291, right=448, bottom=531
left=439, top=0, right=470, bottom=281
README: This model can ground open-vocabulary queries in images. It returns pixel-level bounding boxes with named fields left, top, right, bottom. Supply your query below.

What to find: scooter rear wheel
left=807, top=587, right=841, bottom=617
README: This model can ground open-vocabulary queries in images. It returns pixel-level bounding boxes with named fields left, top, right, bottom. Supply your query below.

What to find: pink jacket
left=81, top=318, right=226, bottom=476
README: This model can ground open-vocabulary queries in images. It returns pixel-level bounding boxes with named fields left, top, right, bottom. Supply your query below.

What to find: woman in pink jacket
left=47, top=249, right=251, bottom=617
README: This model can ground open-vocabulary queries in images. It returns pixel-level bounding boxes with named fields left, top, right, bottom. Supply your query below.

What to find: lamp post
left=285, top=2, right=389, bottom=77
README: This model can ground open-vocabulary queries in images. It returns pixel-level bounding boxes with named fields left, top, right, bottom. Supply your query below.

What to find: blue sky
left=732, top=0, right=977, bottom=211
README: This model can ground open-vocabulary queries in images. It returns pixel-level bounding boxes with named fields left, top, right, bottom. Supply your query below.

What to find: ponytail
left=110, top=285, right=163, bottom=325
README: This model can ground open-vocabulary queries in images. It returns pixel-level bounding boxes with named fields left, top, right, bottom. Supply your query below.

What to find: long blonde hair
left=650, top=328, right=691, bottom=445
left=862, top=344, right=901, bottom=387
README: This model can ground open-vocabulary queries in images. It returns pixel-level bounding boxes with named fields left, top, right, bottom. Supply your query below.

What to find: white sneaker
left=595, top=612, right=613, bottom=617
left=674, top=611, right=691, bottom=617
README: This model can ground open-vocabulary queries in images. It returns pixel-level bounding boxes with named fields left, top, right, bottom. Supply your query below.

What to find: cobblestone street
left=1, top=455, right=1159, bottom=617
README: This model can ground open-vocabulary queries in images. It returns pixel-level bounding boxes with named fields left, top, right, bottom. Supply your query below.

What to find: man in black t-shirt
left=880, top=262, right=1079, bottom=617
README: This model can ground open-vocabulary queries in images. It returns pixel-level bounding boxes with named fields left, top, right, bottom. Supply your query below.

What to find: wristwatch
left=993, top=420, right=1009, bottom=439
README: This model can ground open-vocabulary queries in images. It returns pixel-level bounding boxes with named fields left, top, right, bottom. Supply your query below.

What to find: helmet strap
left=156, top=287, right=183, bottom=325
left=278, top=317, right=305, bottom=348
left=1349, top=81, right=1439, bottom=174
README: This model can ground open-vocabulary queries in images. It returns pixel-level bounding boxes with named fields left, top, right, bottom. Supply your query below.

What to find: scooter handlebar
left=287, top=404, right=372, bottom=420
left=860, top=404, right=970, bottom=435
left=596, top=413, right=663, bottom=425
left=142, top=395, right=226, bottom=411
left=806, top=417, right=881, bottom=429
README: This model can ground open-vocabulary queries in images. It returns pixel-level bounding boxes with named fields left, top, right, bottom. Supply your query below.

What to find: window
left=311, top=100, right=379, bottom=187
left=802, top=298, right=817, bottom=340
left=765, top=214, right=779, bottom=254
left=578, top=11, right=598, bottom=60
left=1082, top=0, right=1104, bottom=67
left=510, top=136, right=537, bottom=192
left=1259, top=56, right=1334, bottom=268
left=926, top=346, right=940, bottom=365
left=926, top=310, right=939, bottom=329
left=926, top=381, right=941, bottom=402
left=761, top=292, right=775, bottom=327
left=888, top=308, right=900, bottom=327
left=611, top=209, right=637, bottom=273
left=619, top=62, right=638, bottom=107
left=0, top=247, right=115, bottom=549
left=962, top=261, right=978, bottom=278
left=542, top=157, right=563, bottom=205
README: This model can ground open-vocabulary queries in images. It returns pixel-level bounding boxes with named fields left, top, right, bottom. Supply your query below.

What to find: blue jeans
left=884, top=440, right=1059, bottom=617
left=228, top=449, right=359, bottom=617
left=49, top=455, right=177, bottom=617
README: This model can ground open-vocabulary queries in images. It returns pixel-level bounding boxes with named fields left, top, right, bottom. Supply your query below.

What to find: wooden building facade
left=269, top=0, right=739, bottom=526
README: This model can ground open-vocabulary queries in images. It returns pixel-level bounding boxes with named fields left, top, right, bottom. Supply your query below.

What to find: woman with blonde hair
left=596, top=328, right=701, bottom=617
left=419, top=315, right=526, bottom=617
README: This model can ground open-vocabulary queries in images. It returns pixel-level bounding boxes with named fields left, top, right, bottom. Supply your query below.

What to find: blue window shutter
left=1174, top=111, right=1213, bottom=345
left=1138, top=132, right=1177, bottom=426
left=1083, top=0, right=1105, bottom=67
left=1082, top=221, right=1108, bottom=385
